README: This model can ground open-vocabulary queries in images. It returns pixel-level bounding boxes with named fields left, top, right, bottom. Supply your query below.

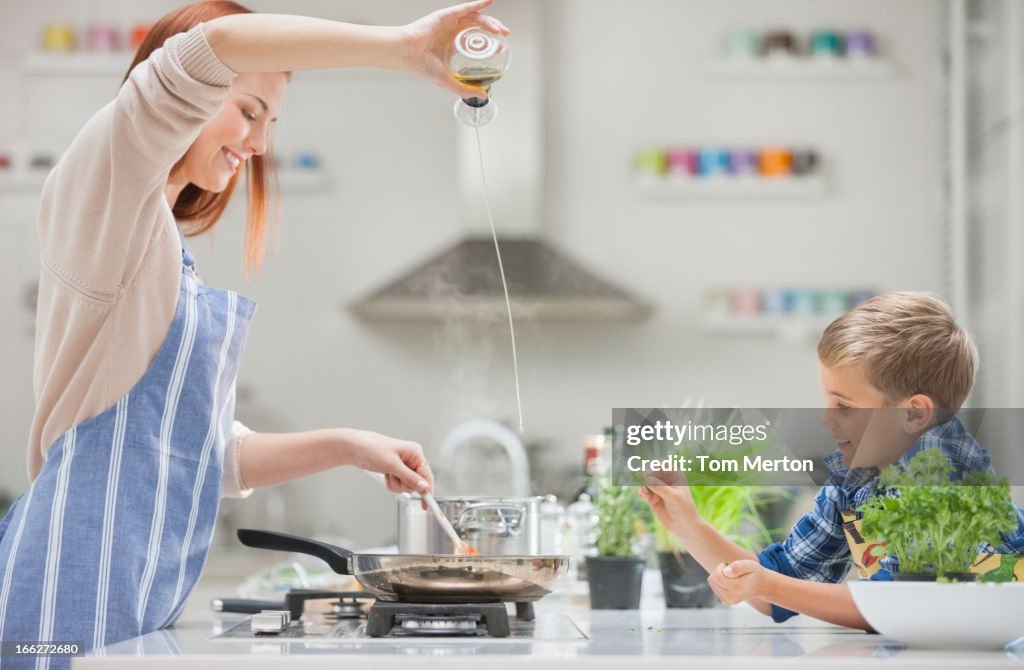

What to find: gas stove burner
left=283, top=589, right=376, bottom=622
left=212, top=599, right=588, bottom=643
left=398, top=615, right=480, bottom=632
left=366, top=602, right=510, bottom=638
left=331, top=599, right=366, bottom=620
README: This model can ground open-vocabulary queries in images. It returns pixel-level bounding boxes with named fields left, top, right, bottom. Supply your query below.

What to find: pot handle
left=237, top=528, right=354, bottom=575
left=457, top=503, right=525, bottom=535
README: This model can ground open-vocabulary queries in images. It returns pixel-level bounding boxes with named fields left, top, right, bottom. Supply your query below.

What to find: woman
left=0, top=0, right=508, bottom=660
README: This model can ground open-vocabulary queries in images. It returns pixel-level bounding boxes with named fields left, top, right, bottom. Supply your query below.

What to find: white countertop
left=75, top=569, right=1024, bottom=669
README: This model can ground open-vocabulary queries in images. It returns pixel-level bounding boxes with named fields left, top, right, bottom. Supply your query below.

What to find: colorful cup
left=761, top=288, right=788, bottom=315
left=790, top=289, right=820, bottom=316
left=821, top=290, right=850, bottom=316
left=667, top=148, right=699, bottom=176
left=848, top=290, right=876, bottom=307
left=87, top=24, right=120, bottom=52
left=29, top=153, right=56, bottom=171
left=730, top=287, right=761, bottom=315
left=730, top=149, right=760, bottom=176
left=294, top=152, right=322, bottom=170
left=130, top=23, right=152, bottom=50
left=844, top=30, right=876, bottom=58
left=810, top=30, right=843, bottom=58
left=635, top=147, right=668, bottom=177
left=43, top=23, right=76, bottom=52
left=791, top=148, right=818, bottom=176
left=698, top=148, right=731, bottom=177
left=725, top=29, right=761, bottom=59
left=704, top=288, right=730, bottom=317
left=763, top=30, right=800, bottom=57
left=759, top=147, right=793, bottom=177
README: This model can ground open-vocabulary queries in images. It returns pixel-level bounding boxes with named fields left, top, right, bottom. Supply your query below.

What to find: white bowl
left=848, top=580, right=1024, bottom=649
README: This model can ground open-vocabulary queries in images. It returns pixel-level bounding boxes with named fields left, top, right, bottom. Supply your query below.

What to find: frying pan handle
left=237, top=529, right=354, bottom=575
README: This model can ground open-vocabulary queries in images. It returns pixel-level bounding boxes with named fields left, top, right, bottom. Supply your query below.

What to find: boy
left=641, top=292, right=1024, bottom=630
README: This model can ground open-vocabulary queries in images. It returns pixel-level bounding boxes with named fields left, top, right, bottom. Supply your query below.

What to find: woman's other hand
left=340, top=428, right=434, bottom=494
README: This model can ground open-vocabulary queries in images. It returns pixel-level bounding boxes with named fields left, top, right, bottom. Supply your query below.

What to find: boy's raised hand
left=707, top=560, right=769, bottom=605
left=638, top=472, right=698, bottom=533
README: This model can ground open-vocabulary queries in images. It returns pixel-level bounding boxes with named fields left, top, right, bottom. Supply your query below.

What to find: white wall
left=0, top=0, right=944, bottom=546
left=963, top=0, right=1024, bottom=409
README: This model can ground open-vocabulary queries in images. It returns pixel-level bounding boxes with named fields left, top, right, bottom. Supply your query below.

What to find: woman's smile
left=221, top=146, right=244, bottom=173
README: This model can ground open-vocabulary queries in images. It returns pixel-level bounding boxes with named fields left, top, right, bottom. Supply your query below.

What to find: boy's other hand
left=638, top=473, right=698, bottom=533
left=707, top=559, right=769, bottom=605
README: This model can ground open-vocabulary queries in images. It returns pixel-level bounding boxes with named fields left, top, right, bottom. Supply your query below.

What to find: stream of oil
left=474, top=127, right=524, bottom=434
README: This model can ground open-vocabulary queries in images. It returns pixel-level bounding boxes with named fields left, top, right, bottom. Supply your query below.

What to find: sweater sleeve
left=38, top=24, right=236, bottom=298
left=222, top=420, right=255, bottom=499
left=757, top=486, right=855, bottom=623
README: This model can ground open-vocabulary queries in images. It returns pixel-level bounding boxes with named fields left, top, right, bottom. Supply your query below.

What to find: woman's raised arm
left=202, top=0, right=509, bottom=98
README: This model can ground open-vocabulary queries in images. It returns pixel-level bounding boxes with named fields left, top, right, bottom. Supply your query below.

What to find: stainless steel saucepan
left=237, top=529, right=569, bottom=603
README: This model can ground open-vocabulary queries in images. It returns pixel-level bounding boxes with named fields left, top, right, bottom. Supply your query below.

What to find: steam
left=407, top=261, right=528, bottom=495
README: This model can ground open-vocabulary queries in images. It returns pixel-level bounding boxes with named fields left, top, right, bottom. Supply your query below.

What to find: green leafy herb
left=652, top=484, right=779, bottom=553
left=595, top=484, right=647, bottom=557
left=858, top=449, right=1018, bottom=577
left=642, top=410, right=788, bottom=554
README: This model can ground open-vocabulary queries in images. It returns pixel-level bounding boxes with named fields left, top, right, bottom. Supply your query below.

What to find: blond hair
left=817, top=292, right=976, bottom=409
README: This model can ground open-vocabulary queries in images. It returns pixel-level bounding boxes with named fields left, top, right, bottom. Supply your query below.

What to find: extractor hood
left=347, top=1, right=651, bottom=322
left=349, top=236, right=651, bottom=321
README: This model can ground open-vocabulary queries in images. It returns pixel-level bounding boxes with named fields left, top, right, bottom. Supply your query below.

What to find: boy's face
left=818, top=363, right=931, bottom=469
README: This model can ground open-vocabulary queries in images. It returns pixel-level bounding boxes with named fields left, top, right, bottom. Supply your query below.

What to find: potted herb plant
left=653, top=485, right=774, bottom=607
left=639, top=410, right=783, bottom=608
left=586, top=484, right=648, bottom=609
left=858, top=448, right=1018, bottom=581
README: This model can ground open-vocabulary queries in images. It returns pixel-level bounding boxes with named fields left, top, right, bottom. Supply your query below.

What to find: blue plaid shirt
left=758, top=416, right=1024, bottom=623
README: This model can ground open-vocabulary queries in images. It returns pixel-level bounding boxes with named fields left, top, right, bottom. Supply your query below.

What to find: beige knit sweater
left=30, top=24, right=252, bottom=498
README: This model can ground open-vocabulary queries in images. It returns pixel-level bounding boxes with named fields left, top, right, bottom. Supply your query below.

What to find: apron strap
left=176, top=225, right=196, bottom=270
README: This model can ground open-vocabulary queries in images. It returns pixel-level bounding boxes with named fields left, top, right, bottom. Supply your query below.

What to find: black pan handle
left=237, top=528, right=354, bottom=575
left=210, top=598, right=283, bottom=614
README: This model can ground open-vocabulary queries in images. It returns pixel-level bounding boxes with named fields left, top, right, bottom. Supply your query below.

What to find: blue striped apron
left=0, top=241, right=255, bottom=669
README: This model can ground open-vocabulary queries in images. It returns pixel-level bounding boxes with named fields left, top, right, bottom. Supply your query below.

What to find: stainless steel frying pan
left=237, top=529, right=569, bottom=603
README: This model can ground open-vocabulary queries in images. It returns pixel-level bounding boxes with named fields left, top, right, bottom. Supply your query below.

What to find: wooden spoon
left=421, top=492, right=480, bottom=556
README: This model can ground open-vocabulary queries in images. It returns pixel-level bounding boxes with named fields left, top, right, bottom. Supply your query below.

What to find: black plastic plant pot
left=658, top=551, right=715, bottom=608
left=586, top=556, right=646, bottom=609
left=892, top=572, right=936, bottom=582
left=892, top=571, right=977, bottom=582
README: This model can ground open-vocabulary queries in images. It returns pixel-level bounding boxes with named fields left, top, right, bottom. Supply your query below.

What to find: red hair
left=125, top=0, right=277, bottom=275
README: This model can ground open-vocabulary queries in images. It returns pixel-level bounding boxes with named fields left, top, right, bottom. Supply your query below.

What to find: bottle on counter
left=562, top=493, right=598, bottom=581
left=539, top=494, right=565, bottom=556
left=572, top=429, right=613, bottom=501
left=562, top=428, right=616, bottom=580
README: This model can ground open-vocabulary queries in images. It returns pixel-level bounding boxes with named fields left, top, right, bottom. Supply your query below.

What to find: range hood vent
left=349, top=236, right=652, bottom=322
left=349, top=4, right=652, bottom=323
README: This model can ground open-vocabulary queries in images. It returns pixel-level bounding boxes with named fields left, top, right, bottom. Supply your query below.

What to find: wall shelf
left=21, top=52, right=133, bottom=76
left=708, top=57, right=895, bottom=80
left=0, top=173, right=49, bottom=194
left=276, top=171, right=333, bottom=193
left=21, top=52, right=404, bottom=81
left=636, top=175, right=826, bottom=199
left=702, top=313, right=837, bottom=343
left=0, top=170, right=333, bottom=195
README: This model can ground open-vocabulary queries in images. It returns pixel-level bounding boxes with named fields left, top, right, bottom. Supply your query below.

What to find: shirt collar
left=822, top=415, right=979, bottom=487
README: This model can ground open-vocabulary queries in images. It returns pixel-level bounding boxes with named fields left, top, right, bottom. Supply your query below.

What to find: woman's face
left=175, top=72, right=289, bottom=192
